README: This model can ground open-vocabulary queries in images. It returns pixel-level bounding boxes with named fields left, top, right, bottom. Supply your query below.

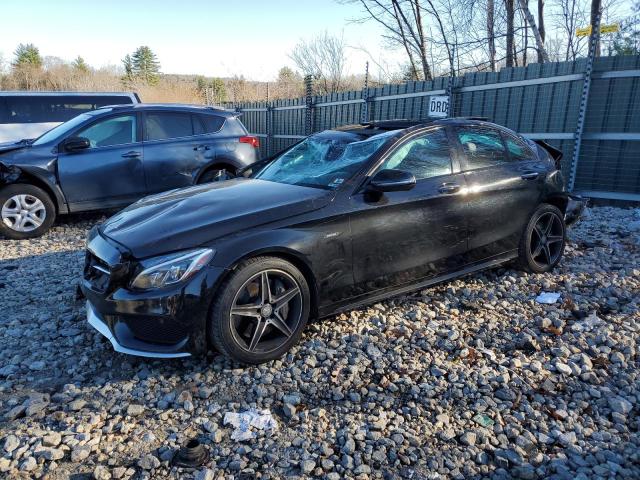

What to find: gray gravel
left=0, top=207, right=638, bottom=479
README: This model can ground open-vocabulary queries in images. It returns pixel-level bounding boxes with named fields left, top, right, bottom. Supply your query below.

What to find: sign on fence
left=428, top=96, right=449, bottom=118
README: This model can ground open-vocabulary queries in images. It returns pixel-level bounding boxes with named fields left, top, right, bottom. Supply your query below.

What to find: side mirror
left=367, top=169, right=416, bottom=193
left=64, top=136, right=90, bottom=152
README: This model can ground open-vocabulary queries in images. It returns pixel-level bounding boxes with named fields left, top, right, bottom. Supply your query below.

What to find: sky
left=0, top=0, right=402, bottom=81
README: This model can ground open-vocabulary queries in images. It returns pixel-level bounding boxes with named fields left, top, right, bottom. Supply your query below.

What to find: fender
left=0, top=161, right=69, bottom=214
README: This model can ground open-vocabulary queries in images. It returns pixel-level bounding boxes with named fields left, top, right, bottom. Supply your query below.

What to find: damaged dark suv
left=0, top=104, right=258, bottom=239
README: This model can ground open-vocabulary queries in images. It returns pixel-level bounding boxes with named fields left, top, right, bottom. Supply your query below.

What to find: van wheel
left=517, top=204, right=565, bottom=273
left=0, top=184, right=56, bottom=239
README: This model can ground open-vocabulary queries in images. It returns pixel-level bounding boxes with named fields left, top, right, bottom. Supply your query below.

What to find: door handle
left=121, top=151, right=141, bottom=158
left=521, top=171, right=539, bottom=180
left=194, top=145, right=210, bottom=151
left=438, top=183, right=461, bottom=194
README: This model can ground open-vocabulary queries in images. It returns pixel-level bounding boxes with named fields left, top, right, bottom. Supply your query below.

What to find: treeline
left=0, top=44, right=313, bottom=103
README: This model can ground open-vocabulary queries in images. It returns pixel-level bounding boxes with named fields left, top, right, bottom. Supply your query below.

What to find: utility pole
left=590, top=0, right=602, bottom=57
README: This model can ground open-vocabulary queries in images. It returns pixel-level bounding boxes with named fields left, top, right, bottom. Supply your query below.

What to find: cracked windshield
left=255, top=131, right=395, bottom=189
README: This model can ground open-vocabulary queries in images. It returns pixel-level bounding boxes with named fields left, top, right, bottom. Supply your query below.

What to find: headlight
left=130, top=248, right=215, bottom=290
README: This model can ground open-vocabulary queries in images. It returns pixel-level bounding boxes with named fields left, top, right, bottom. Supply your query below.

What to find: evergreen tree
left=12, top=43, right=42, bottom=68
left=131, top=46, right=160, bottom=85
left=72, top=56, right=90, bottom=73
left=122, top=54, right=133, bottom=82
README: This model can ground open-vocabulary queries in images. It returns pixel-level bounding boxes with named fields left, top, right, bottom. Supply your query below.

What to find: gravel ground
left=0, top=206, right=638, bottom=480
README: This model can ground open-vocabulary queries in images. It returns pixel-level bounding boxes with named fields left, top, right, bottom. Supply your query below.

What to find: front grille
left=84, top=251, right=111, bottom=293
left=126, top=317, right=186, bottom=345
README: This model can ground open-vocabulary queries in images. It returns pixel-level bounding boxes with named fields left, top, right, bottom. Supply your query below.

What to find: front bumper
left=87, top=302, right=191, bottom=358
left=82, top=230, right=227, bottom=358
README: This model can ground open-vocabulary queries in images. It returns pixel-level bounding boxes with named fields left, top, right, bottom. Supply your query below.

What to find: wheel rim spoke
left=547, top=235, right=563, bottom=244
left=260, top=271, right=272, bottom=304
left=273, top=286, right=300, bottom=310
left=231, top=304, right=262, bottom=318
left=248, top=319, right=267, bottom=351
left=269, top=312, right=293, bottom=337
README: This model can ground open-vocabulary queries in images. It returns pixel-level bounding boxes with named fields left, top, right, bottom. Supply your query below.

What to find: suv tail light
left=239, top=136, right=260, bottom=148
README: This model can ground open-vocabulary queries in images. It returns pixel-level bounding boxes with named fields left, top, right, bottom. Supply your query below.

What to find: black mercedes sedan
left=82, top=118, right=584, bottom=364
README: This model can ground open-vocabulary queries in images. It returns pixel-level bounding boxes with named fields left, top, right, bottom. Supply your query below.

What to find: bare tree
left=518, top=0, right=550, bottom=61
left=505, top=0, right=516, bottom=66
left=538, top=0, right=546, bottom=62
left=487, top=0, right=497, bottom=70
left=289, top=31, right=347, bottom=94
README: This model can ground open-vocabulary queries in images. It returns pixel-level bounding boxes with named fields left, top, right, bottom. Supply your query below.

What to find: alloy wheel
left=1, top=194, right=47, bottom=232
left=530, top=211, right=564, bottom=268
left=229, top=269, right=303, bottom=354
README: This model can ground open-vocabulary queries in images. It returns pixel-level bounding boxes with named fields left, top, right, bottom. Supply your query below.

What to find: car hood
left=100, top=178, right=333, bottom=258
left=0, top=141, right=28, bottom=156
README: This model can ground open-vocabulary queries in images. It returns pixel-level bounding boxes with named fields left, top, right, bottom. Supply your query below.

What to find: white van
left=0, top=91, right=140, bottom=143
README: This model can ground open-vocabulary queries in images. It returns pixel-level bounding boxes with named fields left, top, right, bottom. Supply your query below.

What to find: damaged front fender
left=0, top=162, right=22, bottom=185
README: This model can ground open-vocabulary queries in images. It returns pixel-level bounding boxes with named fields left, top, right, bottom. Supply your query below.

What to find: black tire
left=518, top=203, right=566, bottom=273
left=0, top=184, right=56, bottom=239
left=198, top=167, right=235, bottom=184
left=209, top=256, right=310, bottom=364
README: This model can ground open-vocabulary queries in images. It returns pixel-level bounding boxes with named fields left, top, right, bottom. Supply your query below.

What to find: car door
left=349, top=126, right=468, bottom=295
left=57, top=113, right=146, bottom=210
left=142, top=111, right=213, bottom=193
left=454, top=125, right=546, bottom=262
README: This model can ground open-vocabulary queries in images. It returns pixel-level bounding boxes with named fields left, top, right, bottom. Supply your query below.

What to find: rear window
left=197, top=114, right=225, bottom=134
left=0, top=95, right=134, bottom=124
left=144, top=112, right=194, bottom=141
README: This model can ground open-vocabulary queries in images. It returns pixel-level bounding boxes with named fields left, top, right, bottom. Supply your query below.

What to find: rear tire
left=198, top=167, right=235, bottom=183
left=209, top=256, right=310, bottom=364
left=0, top=184, right=56, bottom=239
left=517, top=203, right=566, bottom=273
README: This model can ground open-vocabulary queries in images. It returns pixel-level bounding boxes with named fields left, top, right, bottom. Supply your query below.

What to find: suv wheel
left=199, top=167, right=235, bottom=183
left=209, top=257, right=310, bottom=364
left=0, top=184, right=56, bottom=239
left=518, top=204, right=566, bottom=273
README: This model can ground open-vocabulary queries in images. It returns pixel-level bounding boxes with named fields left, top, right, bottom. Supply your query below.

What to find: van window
left=0, top=95, right=134, bottom=124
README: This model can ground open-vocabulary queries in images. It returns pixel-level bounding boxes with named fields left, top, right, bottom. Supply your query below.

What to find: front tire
left=0, top=184, right=56, bottom=239
left=518, top=203, right=566, bottom=273
left=209, top=257, right=310, bottom=364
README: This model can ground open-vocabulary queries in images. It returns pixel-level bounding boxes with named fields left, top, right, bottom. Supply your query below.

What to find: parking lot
left=0, top=206, right=638, bottom=479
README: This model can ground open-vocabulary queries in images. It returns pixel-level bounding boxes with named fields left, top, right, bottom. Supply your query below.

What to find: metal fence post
left=304, top=75, right=314, bottom=136
left=568, top=11, right=602, bottom=191
left=446, top=45, right=456, bottom=118
left=266, top=103, right=273, bottom=157
left=360, top=61, right=370, bottom=124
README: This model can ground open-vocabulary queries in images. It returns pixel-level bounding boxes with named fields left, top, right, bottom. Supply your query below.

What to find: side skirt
left=319, top=250, right=518, bottom=318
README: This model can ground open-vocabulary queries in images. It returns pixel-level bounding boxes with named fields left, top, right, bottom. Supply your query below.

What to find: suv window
left=457, top=127, right=509, bottom=169
left=145, top=112, right=193, bottom=141
left=504, top=135, right=536, bottom=161
left=379, top=128, right=452, bottom=180
left=76, top=115, right=137, bottom=148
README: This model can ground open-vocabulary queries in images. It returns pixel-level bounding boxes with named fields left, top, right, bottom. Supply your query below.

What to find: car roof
left=334, top=117, right=501, bottom=136
left=92, top=103, right=235, bottom=116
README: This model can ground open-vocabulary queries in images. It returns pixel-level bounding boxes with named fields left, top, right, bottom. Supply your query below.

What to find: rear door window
left=504, top=135, right=537, bottom=161
left=144, top=112, right=194, bottom=141
left=457, top=127, right=509, bottom=170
